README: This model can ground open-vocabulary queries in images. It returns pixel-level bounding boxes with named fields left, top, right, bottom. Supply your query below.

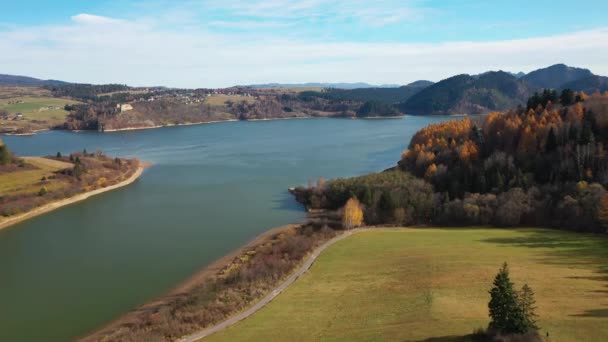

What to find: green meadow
left=206, top=228, right=608, bottom=342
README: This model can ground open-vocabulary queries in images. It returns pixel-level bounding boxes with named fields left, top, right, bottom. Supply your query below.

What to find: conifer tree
left=518, top=284, right=539, bottom=331
left=488, top=262, right=526, bottom=334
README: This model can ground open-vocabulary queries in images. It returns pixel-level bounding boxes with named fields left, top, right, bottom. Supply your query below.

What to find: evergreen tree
left=518, top=284, right=539, bottom=331
left=488, top=262, right=527, bottom=334
left=560, top=89, right=575, bottom=106
left=546, top=127, right=557, bottom=152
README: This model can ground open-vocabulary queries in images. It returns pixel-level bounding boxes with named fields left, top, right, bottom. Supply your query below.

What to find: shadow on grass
left=571, top=308, right=608, bottom=317
left=481, top=229, right=608, bottom=319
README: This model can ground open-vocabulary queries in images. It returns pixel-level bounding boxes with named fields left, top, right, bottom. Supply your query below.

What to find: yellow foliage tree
left=97, top=177, right=107, bottom=187
left=342, top=197, right=364, bottom=229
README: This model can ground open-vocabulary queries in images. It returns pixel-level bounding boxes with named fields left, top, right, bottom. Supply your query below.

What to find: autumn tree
left=597, top=194, right=608, bottom=231
left=342, top=197, right=364, bottom=229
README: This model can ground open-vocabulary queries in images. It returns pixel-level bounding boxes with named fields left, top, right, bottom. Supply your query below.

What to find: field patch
left=0, top=95, right=80, bottom=133
left=0, top=157, right=72, bottom=196
left=206, top=228, right=608, bottom=342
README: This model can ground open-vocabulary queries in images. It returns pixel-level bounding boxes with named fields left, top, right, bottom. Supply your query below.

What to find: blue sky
left=1, top=0, right=608, bottom=87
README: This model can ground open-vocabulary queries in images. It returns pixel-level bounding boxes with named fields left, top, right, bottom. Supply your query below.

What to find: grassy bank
left=207, top=228, right=608, bottom=341
left=0, top=154, right=142, bottom=230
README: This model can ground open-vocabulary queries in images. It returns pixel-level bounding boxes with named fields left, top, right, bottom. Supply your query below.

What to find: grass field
left=0, top=96, right=78, bottom=120
left=205, top=94, right=256, bottom=106
left=206, top=228, right=608, bottom=342
left=0, top=157, right=72, bottom=196
left=0, top=95, right=80, bottom=133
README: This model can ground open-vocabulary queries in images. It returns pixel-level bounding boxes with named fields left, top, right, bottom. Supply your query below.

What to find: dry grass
left=207, top=228, right=608, bottom=342
left=97, top=89, right=151, bottom=97
left=204, top=95, right=255, bottom=106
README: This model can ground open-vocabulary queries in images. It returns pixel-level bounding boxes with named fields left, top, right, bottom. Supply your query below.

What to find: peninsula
left=0, top=139, right=144, bottom=231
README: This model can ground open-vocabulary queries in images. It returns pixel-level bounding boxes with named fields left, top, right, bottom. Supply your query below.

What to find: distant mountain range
left=399, top=64, right=608, bottom=115
left=2, top=64, right=607, bottom=115
left=245, top=82, right=401, bottom=89
left=0, top=74, right=70, bottom=87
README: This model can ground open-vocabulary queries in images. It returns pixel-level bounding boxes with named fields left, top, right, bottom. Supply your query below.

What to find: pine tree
left=518, top=284, right=539, bottom=331
left=488, top=262, right=527, bottom=334
left=546, top=127, right=557, bottom=152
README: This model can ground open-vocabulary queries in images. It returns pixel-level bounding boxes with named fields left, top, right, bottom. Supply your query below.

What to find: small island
left=0, top=139, right=144, bottom=230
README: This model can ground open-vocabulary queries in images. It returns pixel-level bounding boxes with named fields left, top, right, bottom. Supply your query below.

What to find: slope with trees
left=292, top=91, right=608, bottom=232
left=399, top=71, right=534, bottom=115
left=521, top=64, right=594, bottom=89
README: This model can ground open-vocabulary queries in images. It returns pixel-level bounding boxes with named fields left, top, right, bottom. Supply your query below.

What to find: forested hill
left=521, top=64, right=594, bottom=89
left=399, top=71, right=533, bottom=115
left=298, top=80, right=434, bottom=105
left=292, top=92, right=608, bottom=233
left=0, top=74, right=69, bottom=87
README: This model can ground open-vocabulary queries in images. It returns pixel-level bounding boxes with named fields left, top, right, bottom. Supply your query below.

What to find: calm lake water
left=0, top=117, right=447, bottom=341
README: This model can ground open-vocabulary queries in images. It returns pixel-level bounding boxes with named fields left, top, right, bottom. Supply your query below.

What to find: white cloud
left=201, top=0, right=427, bottom=24
left=0, top=13, right=607, bottom=88
left=71, top=13, right=123, bottom=25
left=207, top=20, right=293, bottom=29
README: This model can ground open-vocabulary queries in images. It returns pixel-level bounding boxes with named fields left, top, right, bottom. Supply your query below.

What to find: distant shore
left=0, top=163, right=146, bottom=231
left=2, top=114, right=410, bottom=136
left=101, top=116, right=318, bottom=133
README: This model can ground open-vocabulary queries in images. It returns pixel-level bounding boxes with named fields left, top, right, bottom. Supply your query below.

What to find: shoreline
left=101, top=116, right=321, bottom=133
left=0, top=163, right=146, bottom=232
left=3, top=114, right=408, bottom=136
left=178, top=228, right=361, bottom=341
left=80, top=222, right=305, bottom=341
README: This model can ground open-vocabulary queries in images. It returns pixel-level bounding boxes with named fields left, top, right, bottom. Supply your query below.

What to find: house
left=116, top=104, right=134, bottom=112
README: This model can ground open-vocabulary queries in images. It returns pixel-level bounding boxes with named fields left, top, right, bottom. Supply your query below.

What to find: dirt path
left=0, top=165, right=145, bottom=231
left=178, top=229, right=363, bottom=342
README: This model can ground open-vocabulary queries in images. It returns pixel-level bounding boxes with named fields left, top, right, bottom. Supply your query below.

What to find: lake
left=0, top=116, right=447, bottom=341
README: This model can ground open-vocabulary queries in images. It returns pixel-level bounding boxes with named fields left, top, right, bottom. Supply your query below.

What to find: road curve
left=178, top=229, right=361, bottom=342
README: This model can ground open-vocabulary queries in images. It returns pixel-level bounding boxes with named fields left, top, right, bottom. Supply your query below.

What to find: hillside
left=561, top=75, right=608, bottom=93
left=293, top=92, right=608, bottom=232
left=399, top=71, right=533, bottom=115
left=0, top=74, right=69, bottom=87
left=301, top=80, right=433, bottom=105
left=246, top=82, right=400, bottom=89
left=522, top=64, right=593, bottom=89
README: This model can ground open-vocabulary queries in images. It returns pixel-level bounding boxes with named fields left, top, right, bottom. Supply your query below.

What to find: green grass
left=206, top=228, right=608, bottom=342
left=0, top=96, right=81, bottom=133
left=0, top=96, right=79, bottom=120
left=0, top=157, right=71, bottom=196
